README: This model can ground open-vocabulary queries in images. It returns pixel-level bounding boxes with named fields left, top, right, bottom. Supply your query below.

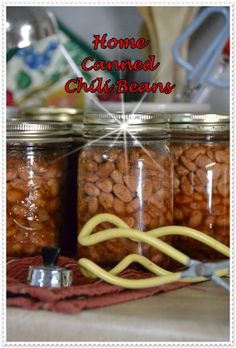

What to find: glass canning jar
left=77, top=113, right=173, bottom=268
left=169, top=113, right=229, bottom=260
left=18, top=107, right=85, bottom=257
left=7, top=120, right=72, bottom=257
left=64, top=122, right=86, bottom=257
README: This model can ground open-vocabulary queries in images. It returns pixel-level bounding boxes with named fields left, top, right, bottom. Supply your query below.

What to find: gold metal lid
left=168, top=113, right=229, bottom=132
left=72, top=122, right=84, bottom=136
left=84, top=112, right=168, bottom=125
left=83, top=112, right=169, bottom=139
left=7, top=119, right=72, bottom=143
left=19, top=107, right=84, bottom=123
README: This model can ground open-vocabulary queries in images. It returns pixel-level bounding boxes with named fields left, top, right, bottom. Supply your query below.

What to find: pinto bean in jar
left=77, top=113, right=173, bottom=268
left=7, top=120, right=72, bottom=257
left=18, top=107, right=84, bottom=257
left=169, top=114, right=230, bottom=260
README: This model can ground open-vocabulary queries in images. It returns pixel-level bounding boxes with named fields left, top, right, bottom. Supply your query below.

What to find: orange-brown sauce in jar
left=7, top=120, right=72, bottom=257
left=18, top=108, right=84, bottom=257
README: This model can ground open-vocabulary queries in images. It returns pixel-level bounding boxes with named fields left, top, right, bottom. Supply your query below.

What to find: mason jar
left=77, top=113, right=173, bottom=268
left=7, top=120, right=72, bottom=257
left=169, top=113, right=229, bottom=260
left=18, top=107, right=85, bottom=257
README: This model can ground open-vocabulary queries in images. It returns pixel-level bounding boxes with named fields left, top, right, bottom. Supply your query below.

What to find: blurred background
left=6, top=6, right=230, bottom=115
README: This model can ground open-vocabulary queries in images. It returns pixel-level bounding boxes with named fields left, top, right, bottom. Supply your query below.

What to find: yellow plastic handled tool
left=78, top=213, right=230, bottom=290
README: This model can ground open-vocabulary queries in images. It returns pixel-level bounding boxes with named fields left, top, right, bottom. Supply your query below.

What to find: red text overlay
left=65, top=34, right=176, bottom=95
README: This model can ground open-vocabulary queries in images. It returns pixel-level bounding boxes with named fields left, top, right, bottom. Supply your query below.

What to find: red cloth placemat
left=7, top=255, right=188, bottom=314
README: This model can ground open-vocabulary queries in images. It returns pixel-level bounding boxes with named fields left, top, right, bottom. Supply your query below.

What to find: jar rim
left=7, top=119, right=72, bottom=143
left=84, top=112, right=168, bottom=125
left=168, top=113, right=229, bottom=123
left=168, top=113, right=229, bottom=132
left=83, top=112, right=169, bottom=138
left=19, top=107, right=84, bottom=124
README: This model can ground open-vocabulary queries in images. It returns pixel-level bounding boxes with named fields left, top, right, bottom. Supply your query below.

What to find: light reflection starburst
left=55, top=43, right=169, bottom=169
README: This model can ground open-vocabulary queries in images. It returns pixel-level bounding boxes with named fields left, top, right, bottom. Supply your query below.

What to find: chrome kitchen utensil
left=28, top=247, right=73, bottom=288
left=7, top=7, right=58, bottom=49
left=172, top=7, right=229, bottom=100
left=181, top=260, right=230, bottom=291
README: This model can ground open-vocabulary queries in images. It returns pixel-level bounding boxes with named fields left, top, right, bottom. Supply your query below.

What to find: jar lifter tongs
left=77, top=214, right=230, bottom=292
